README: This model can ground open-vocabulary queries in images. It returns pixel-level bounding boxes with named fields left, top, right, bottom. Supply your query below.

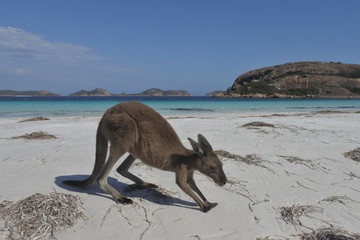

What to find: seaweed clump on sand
left=278, top=204, right=323, bottom=225
left=19, top=117, right=50, bottom=123
left=215, top=150, right=274, bottom=173
left=300, top=227, right=360, bottom=240
left=215, top=150, right=264, bottom=166
left=12, top=131, right=56, bottom=140
left=242, top=121, right=275, bottom=128
left=344, top=147, right=360, bottom=162
left=0, top=192, right=87, bottom=240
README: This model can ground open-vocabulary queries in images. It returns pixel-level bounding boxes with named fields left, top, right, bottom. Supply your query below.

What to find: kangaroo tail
left=63, top=122, right=108, bottom=187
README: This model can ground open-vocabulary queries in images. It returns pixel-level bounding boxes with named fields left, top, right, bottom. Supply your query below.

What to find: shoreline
left=1, top=97, right=360, bottom=119
left=1, top=109, right=359, bottom=122
left=1, top=111, right=360, bottom=239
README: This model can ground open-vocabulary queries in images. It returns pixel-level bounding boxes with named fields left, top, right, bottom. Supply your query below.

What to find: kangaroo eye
left=210, top=165, right=216, bottom=171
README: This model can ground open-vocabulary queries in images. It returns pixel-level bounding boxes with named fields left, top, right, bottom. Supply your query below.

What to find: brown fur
left=63, top=101, right=227, bottom=212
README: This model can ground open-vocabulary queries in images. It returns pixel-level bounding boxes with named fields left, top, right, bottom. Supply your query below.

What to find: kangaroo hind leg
left=117, top=154, right=158, bottom=191
left=96, top=148, right=132, bottom=204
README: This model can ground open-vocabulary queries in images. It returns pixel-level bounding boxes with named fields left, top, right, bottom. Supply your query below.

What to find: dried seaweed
left=301, top=227, right=360, bottom=240
left=0, top=192, right=87, bottom=240
left=215, top=150, right=274, bottom=174
left=278, top=155, right=325, bottom=172
left=242, top=154, right=266, bottom=166
left=279, top=156, right=313, bottom=166
left=278, top=204, right=323, bottom=225
left=215, top=150, right=244, bottom=162
left=242, top=121, right=275, bottom=128
left=256, top=235, right=290, bottom=240
left=319, top=195, right=360, bottom=205
left=314, top=110, right=343, bottom=115
left=216, top=150, right=271, bottom=168
left=345, top=171, right=360, bottom=179
left=215, top=150, right=263, bottom=166
left=296, top=181, right=318, bottom=192
left=344, top=148, right=360, bottom=162
left=12, top=131, right=56, bottom=140
left=19, top=117, right=50, bottom=123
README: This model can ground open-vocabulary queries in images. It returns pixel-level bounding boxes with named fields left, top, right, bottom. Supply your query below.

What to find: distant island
left=0, top=88, right=192, bottom=97
left=0, top=90, right=61, bottom=97
left=69, top=88, right=192, bottom=96
left=214, top=61, right=360, bottom=98
left=68, top=88, right=113, bottom=96
left=124, top=88, right=192, bottom=96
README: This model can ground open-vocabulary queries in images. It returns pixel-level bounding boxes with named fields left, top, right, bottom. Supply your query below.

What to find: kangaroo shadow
left=55, top=175, right=198, bottom=210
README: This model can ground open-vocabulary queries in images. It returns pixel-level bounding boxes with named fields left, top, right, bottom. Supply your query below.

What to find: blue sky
left=1, top=0, right=360, bottom=95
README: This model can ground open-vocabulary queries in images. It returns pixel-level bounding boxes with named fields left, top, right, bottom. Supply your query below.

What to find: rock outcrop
left=225, top=61, right=360, bottom=98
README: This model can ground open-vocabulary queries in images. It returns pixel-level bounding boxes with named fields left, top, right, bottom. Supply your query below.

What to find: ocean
left=1, top=96, right=360, bottom=118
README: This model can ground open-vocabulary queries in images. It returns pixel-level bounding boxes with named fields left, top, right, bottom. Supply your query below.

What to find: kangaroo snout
left=218, top=174, right=227, bottom=186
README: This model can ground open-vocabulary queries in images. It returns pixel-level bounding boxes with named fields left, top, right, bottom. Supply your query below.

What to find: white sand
left=0, top=111, right=359, bottom=239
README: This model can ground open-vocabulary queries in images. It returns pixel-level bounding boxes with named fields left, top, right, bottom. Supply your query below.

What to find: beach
left=1, top=111, right=360, bottom=239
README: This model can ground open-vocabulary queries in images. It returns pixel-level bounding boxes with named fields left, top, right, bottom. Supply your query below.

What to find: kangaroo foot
left=124, top=183, right=158, bottom=192
left=201, top=202, right=218, bottom=212
left=117, top=197, right=133, bottom=205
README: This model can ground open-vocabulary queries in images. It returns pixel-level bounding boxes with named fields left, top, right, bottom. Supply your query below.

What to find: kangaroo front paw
left=117, top=197, right=133, bottom=205
left=201, top=202, right=218, bottom=212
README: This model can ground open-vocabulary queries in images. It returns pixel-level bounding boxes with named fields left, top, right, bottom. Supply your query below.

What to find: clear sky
left=1, top=0, right=360, bottom=95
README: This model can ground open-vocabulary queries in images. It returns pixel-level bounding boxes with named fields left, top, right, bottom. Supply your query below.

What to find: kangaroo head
left=188, top=134, right=227, bottom=186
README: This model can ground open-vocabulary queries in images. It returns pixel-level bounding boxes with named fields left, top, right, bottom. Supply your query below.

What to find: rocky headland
left=217, top=61, right=360, bottom=98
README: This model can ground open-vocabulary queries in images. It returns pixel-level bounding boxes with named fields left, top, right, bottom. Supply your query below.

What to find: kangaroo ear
left=188, top=137, right=204, bottom=155
left=197, top=134, right=213, bottom=151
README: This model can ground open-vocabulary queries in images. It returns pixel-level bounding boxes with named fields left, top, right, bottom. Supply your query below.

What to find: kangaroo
left=63, top=101, right=227, bottom=212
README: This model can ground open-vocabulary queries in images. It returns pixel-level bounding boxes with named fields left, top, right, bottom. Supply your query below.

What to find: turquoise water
left=1, top=96, right=360, bottom=118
